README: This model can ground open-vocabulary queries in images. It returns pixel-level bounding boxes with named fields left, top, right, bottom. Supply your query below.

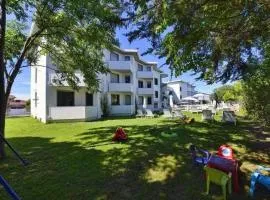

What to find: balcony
left=109, top=83, right=133, bottom=93
left=137, top=88, right=153, bottom=95
left=137, top=71, right=153, bottom=79
left=49, top=73, right=86, bottom=87
left=107, top=61, right=133, bottom=72
left=110, top=105, right=135, bottom=116
left=49, top=106, right=99, bottom=120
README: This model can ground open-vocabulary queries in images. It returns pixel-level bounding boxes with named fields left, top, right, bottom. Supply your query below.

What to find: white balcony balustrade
left=137, top=71, right=153, bottom=78
left=49, top=106, right=99, bottom=120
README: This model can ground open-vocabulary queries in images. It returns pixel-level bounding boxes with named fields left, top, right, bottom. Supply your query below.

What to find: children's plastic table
left=207, top=154, right=239, bottom=192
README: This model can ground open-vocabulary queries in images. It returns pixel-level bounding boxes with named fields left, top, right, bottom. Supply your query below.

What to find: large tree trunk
left=0, top=0, right=6, bottom=159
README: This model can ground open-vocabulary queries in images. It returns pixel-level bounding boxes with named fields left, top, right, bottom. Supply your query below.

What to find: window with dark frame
left=86, top=93, right=93, bottom=106
left=125, top=75, right=131, bottom=83
left=154, top=78, right=158, bottom=85
left=147, top=97, right=152, bottom=105
left=125, top=95, right=131, bottom=105
left=138, top=80, right=143, bottom=88
left=138, top=64, right=143, bottom=71
left=111, top=94, right=120, bottom=105
left=110, top=52, right=119, bottom=61
left=111, top=73, right=119, bottom=83
left=146, top=66, right=151, bottom=71
left=147, top=81, right=152, bottom=88
left=155, top=91, right=158, bottom=98
left=138, top=96, right=143, bottom=105
left=57, top=91, right=74, bottom=106
left=124, top=56, right=130, bottom=61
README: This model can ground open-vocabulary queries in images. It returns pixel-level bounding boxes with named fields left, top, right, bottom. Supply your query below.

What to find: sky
left=11, top=27, right=223, bottom=100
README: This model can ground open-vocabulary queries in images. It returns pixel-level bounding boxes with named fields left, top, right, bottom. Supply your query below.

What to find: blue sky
left=11, top=27, right=223, bottom=100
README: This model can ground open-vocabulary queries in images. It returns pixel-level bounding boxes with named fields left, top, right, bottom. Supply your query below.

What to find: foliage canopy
left=125, top=0, right=270, bottom=83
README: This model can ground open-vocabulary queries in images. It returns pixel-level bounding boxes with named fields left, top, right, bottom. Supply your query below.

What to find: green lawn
left=1, top=114, right=269, bottom=200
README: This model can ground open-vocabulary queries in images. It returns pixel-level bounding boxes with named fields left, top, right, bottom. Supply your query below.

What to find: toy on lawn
left=217, top=145, right=234, bottom=160
left=189, top=144, right=211, bottom=166
left=112, top=127, right=128, bottom=142
left=0, top=175, right=21, bottom=200
left=249, top=166, right=270, bottom=197
left=204, top=166, right=232, bottom=200
left=184, top=118, right=195, bottom=124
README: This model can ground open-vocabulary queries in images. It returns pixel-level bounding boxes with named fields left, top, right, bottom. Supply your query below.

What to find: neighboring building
left=31, top=46, right=167, bottom=123
left=7, top=95, right=26, bottom=109
left=161, top=80, right=196, bottom=106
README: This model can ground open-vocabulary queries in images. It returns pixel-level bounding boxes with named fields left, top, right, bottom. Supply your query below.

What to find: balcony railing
left=137, top=71, right=153, bottom=78
left=107, top=61, right=133, bottom=71
left=110, top=105, right=135, bottom=115
left=109, top=83, right=133, bottom=93
left=137, top=88, right=153, bottom=95
left=49, top=106, right=99, bottom=120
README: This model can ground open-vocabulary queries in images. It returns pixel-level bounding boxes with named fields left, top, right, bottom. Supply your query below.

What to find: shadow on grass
left=1, top=119, right=269, bottom=200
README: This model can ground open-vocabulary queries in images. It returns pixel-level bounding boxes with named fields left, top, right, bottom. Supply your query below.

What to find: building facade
left=161, top=80, right=197, bottom=106
left=31, top=47, right=167, bottom=123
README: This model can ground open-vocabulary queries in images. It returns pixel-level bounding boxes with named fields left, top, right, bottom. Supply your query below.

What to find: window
left=111, top=73, right=119, bottom=83
left=155, top=91, right=158, bottom=98
left=138, top=64, right=143, bottom=71
left=138, top=80, right=143, bottom=88
left=111, top=94, right=120, bottom=105
left=154, top=102, right=158, bottom=109
left=86, top=93, right=93, bottom=106
left=35, top=68, right=37, bottom=83
left=125, top=75, right=131, bottom=83
left=180, top=87, right=182, bottom=91
left=147, top=81, right=152, bottom=88
left=180, top=95, right=182, bottom=99
left=125, top=95, right=131, bottom=105
left=124, top=56, right=130, bottom=61
left=110, top=52, right=119, bottom=61
left=138, top=96, right=143, bottom=105
left=154, top=78, right=158, bottom=85
left=146, top=66, right=151, bottom=71
left=57, top=91, right=74, bottom=106
left=147, top=97, right=152, bottom=105
left=34, top=92, right=37, bottom=107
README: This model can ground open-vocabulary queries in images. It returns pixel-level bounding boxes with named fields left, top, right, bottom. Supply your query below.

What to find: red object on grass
left=207, top=154, right=240, bottom=192
left=217, top=144, right=234, bottom=160
left=112, top=127, right=128, bottom=141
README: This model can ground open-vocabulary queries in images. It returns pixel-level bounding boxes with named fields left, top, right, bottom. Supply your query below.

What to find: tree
left=241, top=43, right=270, bottom=125
left=125, top=0, right=270, bottom=83
left=0, top=0, right=122, bottom=158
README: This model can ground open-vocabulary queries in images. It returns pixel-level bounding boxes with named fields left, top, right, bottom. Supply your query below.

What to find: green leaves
left=5, top=0, right=122, bottom=91
left=126, top=0, right=270, bottom=83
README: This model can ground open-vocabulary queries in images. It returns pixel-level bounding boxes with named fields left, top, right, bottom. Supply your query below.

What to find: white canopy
left=182, top=96, right=199, bottom=102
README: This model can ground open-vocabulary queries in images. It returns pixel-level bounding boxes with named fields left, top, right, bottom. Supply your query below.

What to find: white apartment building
left=161, top=80, right=197, bottom=105
left=31, top=46, right=167, bottom=123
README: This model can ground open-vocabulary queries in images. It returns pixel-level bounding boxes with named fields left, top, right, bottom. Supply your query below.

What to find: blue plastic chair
left=0, top=176, right=21, bottom=200
left=249, top=166, right=270, bottom=197
left=189, top=145, right=210, bottom=166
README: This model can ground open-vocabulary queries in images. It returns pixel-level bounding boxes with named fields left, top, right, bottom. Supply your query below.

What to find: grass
left=0, top=113, right=269, bottom=200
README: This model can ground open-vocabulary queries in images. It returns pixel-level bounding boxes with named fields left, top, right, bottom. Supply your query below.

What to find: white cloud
left=11, top=93, right=30, bottom=100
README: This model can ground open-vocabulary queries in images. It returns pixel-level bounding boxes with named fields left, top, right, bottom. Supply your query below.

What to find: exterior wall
left=161, top=81, right=197, bottom=106
left=31, top=47, right=164, bottom=122
left=31, top=55, right=48, bottom=123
